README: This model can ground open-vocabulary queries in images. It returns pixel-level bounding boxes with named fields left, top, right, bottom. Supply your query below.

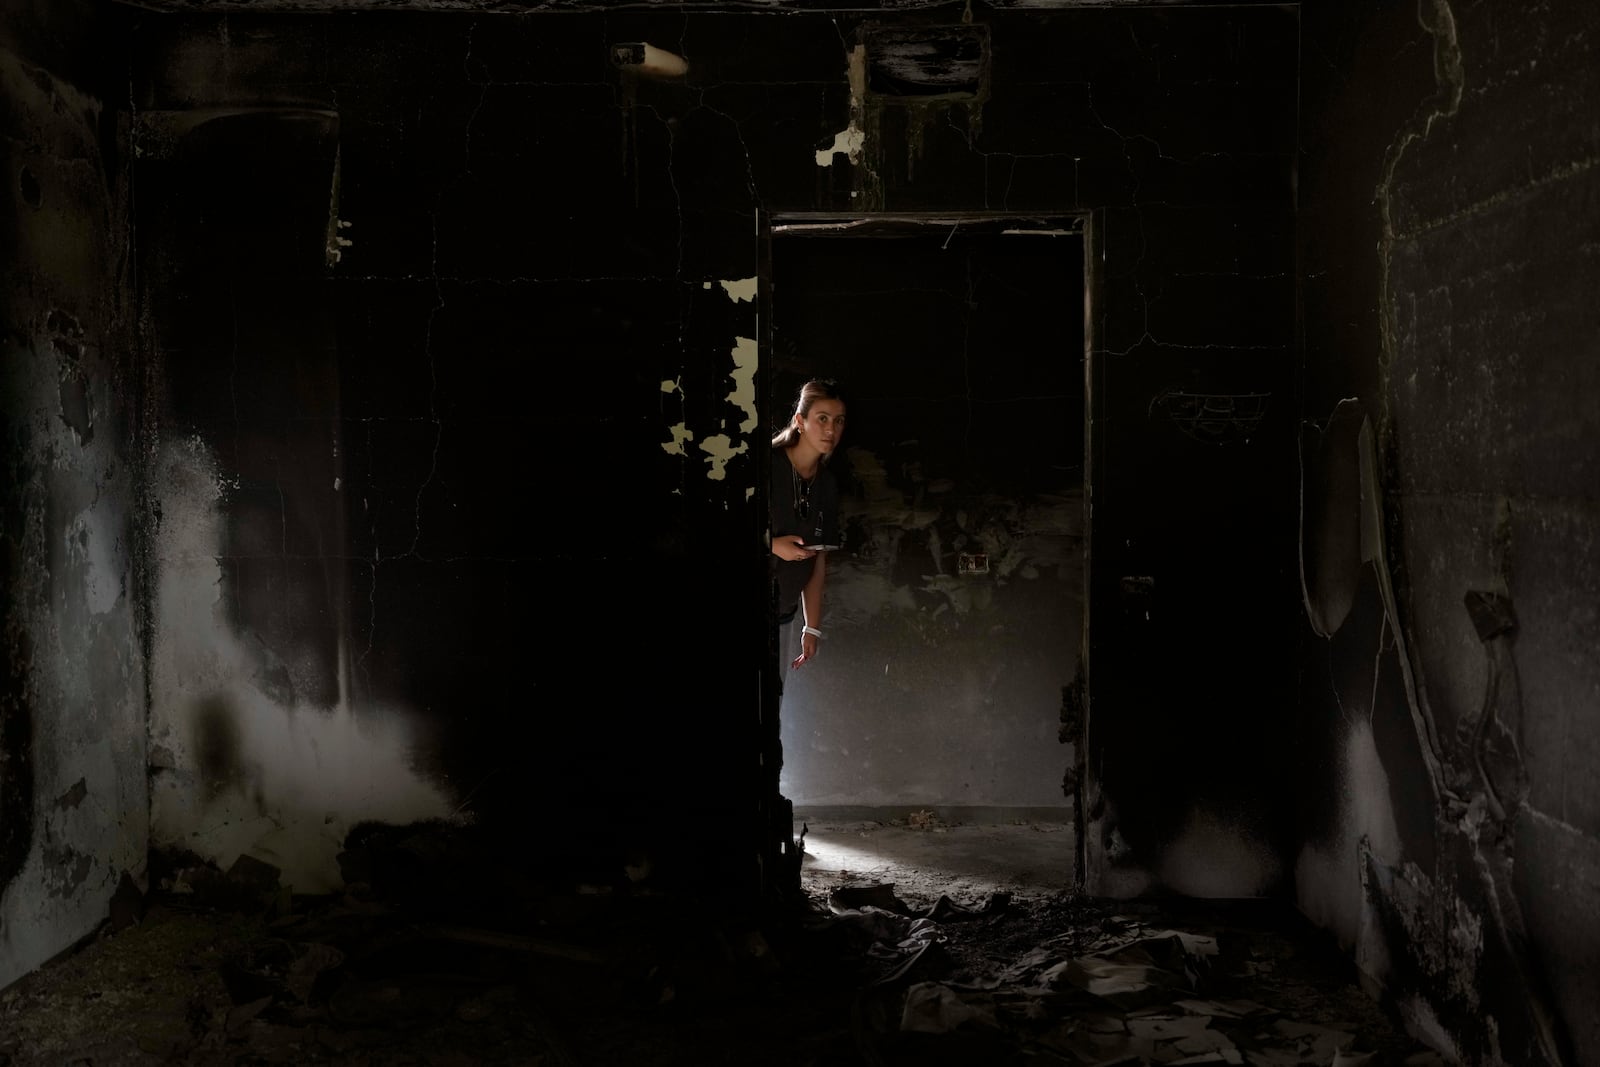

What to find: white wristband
left=802, top=625, right=823, bottom=639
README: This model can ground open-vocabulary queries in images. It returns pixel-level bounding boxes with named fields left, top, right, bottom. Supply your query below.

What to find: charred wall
left=1295, top=0, right=1600, bottom=1063
left=122, top=5, right=1300, bottom=907
left=0, top=0, right=148, bottom=990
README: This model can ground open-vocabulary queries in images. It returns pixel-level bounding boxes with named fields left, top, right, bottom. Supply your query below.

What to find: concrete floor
left=797, top=815, right=1077, bottom=903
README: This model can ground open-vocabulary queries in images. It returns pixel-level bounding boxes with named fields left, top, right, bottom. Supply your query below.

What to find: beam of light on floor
left=800, top=835, right=898, bottom=879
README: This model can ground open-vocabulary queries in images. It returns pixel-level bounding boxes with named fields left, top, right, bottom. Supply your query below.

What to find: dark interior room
left=2, top=0, right=1597, bottom=1063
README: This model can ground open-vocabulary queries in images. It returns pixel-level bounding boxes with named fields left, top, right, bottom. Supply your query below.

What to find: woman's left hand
left=791, top=632, right=817, bottom=669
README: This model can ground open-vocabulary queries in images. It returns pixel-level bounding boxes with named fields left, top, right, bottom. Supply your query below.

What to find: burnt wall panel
left=0, top=0, right=148, bottom=991
left=1296, top=0, right=1600, bottom=1063
left=124, top=5, right=1299, bottom=907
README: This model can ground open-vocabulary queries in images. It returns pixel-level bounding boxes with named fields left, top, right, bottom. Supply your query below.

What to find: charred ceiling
left=109, top=0, right=1289, bottom=14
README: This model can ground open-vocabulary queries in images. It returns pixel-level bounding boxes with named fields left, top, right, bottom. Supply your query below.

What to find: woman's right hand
left=772, top=535, right=817, bottom=562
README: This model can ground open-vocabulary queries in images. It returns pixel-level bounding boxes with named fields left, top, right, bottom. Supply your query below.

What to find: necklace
left=792, top=466, right=812, bottom=522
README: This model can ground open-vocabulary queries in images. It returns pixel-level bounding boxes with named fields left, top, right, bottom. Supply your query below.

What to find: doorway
left=764, top=214, right=1089, bottom=893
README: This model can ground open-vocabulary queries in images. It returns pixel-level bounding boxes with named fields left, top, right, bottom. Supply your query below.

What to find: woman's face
left=797, top=399, right=846, bottom=455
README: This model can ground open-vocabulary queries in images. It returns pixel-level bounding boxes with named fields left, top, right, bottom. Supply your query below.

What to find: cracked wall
left=1296, top=1, right=1600, bottom=1063
left=0, top=0, right=149, bottom=991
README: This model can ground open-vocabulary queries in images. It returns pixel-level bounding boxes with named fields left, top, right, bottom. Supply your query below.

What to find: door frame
left=757, top=209, right=1098, bottom=888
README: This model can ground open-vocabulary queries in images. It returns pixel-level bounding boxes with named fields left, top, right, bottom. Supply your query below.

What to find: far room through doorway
left=767, top=215, right=1088, bottom=902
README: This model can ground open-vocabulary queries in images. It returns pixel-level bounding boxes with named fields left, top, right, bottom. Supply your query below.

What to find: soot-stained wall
left=773, top=226, right=1084, bottom=815
left=136, top=104, right=457, bottom=893
left=0, top=0, right=147, bottom=990
left=125, top=5, right=1299, bottom=902
left=1294, top=1, right=1599, bottom=1063
left=132, top=12, right=777, bottom=897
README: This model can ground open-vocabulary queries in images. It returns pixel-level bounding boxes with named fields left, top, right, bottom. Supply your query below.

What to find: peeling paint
left=660, top=377, right=681, bottom=395
left=697, top=433, right=746, bottom=480
left=815, top=120, right=864, bottom=167
left=662, top=422, right=694, bottom=456
left=727, top=336, right=757, bottom=434
left=41, top=845, right=94, bottom=899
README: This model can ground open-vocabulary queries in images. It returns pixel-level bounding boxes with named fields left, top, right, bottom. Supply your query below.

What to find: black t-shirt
left=771, top=446, right=840, bottom=621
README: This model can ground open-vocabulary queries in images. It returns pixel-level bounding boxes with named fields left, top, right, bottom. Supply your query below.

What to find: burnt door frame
left=757, top=210, right=1096, bottom=888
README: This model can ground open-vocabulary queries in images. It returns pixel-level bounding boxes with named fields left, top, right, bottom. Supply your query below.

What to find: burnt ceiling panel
left=111, top=0, right=1289, bottom=14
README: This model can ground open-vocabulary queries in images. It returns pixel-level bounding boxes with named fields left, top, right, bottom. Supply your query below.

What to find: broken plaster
left=662, top=422, right=694, bottom=456
left=698, top=433, right=746, bottom=481
left=660, top=324, right=756, bottom=476
left=661, top=376, right=690, bottom=456
left=820, top=47, right=869, bottom=172
left=715, top=277, right=756, bottom=303
left=815, top=121, right=865, bottom=167
left=727, top=335, right=757, bottom=434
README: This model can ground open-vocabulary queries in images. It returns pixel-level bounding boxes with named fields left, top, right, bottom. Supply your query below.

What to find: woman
left=771, top=379, right=846, bottom=669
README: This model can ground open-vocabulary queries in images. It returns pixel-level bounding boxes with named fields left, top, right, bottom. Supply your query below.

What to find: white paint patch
left=661, top=377, right=681, bottom=395
left=662, top=423, right=694, bottom=456
left=719, top=277, right=757, bottom=303
left=815, top=121, right=865, bottom=166
left=148, top=437, right=454, bottom=893
left=698, top=434, right=747, bottom=480
left=727, top=335, right=758, bottom=433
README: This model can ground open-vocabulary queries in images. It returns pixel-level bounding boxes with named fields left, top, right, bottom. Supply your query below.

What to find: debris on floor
left=825, top=893, right=1450, bottom=1066
left=0, top=820, right=1448, bottom=1066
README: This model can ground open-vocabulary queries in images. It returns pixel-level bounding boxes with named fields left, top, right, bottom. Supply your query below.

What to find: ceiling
left=111, top=0, right=1286, bottom=15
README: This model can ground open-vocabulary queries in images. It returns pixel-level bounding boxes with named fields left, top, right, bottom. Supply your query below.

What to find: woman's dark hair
left=771, top=378, right=846, bottom=451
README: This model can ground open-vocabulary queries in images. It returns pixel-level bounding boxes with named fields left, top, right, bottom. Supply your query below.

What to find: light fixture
left=609, top=42, right=690, bottom=80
